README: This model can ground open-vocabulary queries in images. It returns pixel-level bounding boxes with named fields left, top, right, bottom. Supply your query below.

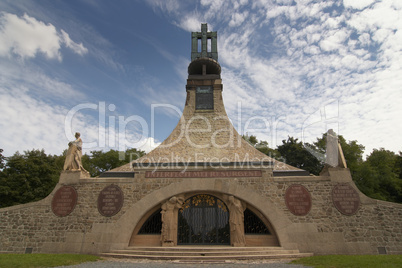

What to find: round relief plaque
left=97, top=184, right=124, bottom=217
left=285, top=184, right=312, bottom=216
left=332, top=183, right=360, bottom=216
left=51, top=186, right=78, bottom=217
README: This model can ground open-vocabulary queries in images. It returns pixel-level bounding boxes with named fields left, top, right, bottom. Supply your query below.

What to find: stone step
left=101, top=252, right=313, bottom=261
left=108, top=249, right=301, bottom=256
left=125, top=246, right=288, bottom=252
left=101, top=247, right=313, bottom=261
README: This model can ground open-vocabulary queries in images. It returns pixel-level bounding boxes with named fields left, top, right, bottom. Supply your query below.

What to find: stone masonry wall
left=1, top=169, right=402, bottom=255
left=0, top=177, right=183, bottom=253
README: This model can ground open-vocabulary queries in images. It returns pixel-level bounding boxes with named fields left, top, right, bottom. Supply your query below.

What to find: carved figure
left=228, top=195, right=246, bottom=247
left=63, top=132, right=86, bottom=171
left=161, top=196, right=183, bottom=246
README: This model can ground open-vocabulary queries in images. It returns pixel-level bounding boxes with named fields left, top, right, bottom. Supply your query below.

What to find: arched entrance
left=177, top=194, right=230, bottom=245
left=129, top=193, right=280, bottom=247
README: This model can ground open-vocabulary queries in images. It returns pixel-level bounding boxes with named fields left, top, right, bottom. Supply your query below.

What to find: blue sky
left=0, top=0, right=401, bottom=158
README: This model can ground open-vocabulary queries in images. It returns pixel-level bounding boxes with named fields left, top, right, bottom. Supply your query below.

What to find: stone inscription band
left=145, top=170, right=262, bottom=178
left=51, top=186, right=78, bottom=217
left=285, top=184, right=312, bottom=216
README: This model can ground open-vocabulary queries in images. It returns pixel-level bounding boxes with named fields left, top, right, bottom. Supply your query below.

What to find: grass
left=291, top=255, right=402, bottom=268
left=0, top=254, right=101, bottom=268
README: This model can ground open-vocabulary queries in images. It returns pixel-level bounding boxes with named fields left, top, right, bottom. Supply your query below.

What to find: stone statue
left=161, top=196, right=184, bottom=246
left=63, top=132, right=86, bottom=171
left=325, top=129, right=347, bottom=168
left=228, top=195, right=246, bottom=247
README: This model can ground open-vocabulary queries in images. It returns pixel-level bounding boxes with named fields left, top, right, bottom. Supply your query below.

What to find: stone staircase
left=101, top=246, right=313, bottom=262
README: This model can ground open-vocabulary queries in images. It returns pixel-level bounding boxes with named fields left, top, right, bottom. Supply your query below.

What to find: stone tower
left=114, top=23, right=300, bottom=172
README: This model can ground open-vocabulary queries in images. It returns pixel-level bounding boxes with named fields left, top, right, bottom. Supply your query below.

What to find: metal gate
left=178, top=194, right=230, bottom=245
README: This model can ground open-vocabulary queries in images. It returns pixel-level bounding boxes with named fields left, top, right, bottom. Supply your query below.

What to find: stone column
left=161, top=196, right=184, bottom=246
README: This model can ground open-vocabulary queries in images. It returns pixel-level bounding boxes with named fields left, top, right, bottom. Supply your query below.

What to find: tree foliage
left=0, top=149, right=63, bottom=208
left=353, top=149, right=402, bottom=203
left=83, top=148, right=145, bottom=177
left=242, top=135, right=281, bottom=159
left=0, top=149, right=5, bottom=170
left=277, top=137, right=323, bottom=175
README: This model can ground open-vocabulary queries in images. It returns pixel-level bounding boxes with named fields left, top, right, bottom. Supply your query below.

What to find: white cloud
left=343, top=0, right=376, bottom=10
left=176, top=15, right=203, bottom=32
left=0, top=12, right=87, bottom=60
left=0, top=12, right=61, bottom=60
left=229, top=12, right=248, bottom=27
left=61, top=30, right=88, bottom=56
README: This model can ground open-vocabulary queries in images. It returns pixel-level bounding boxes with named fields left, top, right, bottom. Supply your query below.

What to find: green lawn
left=291, top=255, right=402, bottom=268
left=0, top=254, right=100, bottom=268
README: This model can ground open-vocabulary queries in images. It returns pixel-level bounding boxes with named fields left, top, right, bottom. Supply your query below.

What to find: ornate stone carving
left=228, top=195, right=246, bottom=247
left=161, top=196, right=184, bottom=246
left=63, top=132, right=88, bottom=173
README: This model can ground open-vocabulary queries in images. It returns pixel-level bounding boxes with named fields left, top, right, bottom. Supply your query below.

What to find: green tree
left=0, top=149, right=5, bottom=169
left=277, top=137, right=323, bottom=175
left=354, top=148, right=402, bottom=203
left=242, top=135, right=281, bottom=159
left=0, top=149, right=62, bottom=208
left=83, top=148, right=145, bottom=177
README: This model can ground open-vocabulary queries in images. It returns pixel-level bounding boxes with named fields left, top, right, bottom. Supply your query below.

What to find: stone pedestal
left=59, top=170, right=90, bottom=184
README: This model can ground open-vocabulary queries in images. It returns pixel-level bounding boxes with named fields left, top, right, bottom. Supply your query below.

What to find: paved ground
left=56, top=257, right=311, bottom=268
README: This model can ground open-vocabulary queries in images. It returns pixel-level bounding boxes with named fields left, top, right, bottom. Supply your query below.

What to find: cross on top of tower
left=191, top=23, right=218, bottom=62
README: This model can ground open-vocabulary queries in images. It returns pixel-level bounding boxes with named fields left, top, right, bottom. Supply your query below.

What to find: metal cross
left=191, top=23, right=218, bottom=61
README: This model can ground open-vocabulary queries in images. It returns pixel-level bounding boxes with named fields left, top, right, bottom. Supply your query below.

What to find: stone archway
left=128, top=190, right=280, bottom=248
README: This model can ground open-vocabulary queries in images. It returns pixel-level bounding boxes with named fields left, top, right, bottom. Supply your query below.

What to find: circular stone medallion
left=97, top=184, right=124, bottom=217
left=285, top=184, right=312, bottom=216
left=51, top=186, right=78, bottom=217
left=332, top=183, right=360, bottom=216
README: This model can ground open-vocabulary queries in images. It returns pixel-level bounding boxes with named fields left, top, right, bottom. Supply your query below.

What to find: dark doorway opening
left=178, top=194, right=230, bottom=245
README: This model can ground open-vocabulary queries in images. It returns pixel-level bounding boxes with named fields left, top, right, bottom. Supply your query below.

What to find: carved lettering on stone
left=285, top=184, right=312, bottom=216
left=51, top=186, right=78, bottom=217
left=332, top=183, right=360, bottom=216
left=145, top=170, right=262, bottom=178
left=97, top=184, right=124, bottom=217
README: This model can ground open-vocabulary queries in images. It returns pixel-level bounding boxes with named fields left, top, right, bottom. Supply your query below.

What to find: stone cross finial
left=191, top=23, right=218, bottom=61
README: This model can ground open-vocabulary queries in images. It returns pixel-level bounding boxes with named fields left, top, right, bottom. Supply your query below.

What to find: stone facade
left=1, top=24, right=401, bottom=256
left=1, top=168, right=402, bottom=255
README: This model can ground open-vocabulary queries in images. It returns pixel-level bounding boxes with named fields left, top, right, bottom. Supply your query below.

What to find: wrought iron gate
left=178, top=194, right=230, bottom=245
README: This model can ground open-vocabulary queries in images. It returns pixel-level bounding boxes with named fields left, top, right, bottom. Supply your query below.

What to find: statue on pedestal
left=63, top=132, right=87, bottom=172
left=228, top=195, right=246, bottom=247
left=161, top=196, right=184, bottom=246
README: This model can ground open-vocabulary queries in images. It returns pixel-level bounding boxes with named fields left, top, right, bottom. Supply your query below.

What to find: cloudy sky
left=0, top=0, right=401, bottom=159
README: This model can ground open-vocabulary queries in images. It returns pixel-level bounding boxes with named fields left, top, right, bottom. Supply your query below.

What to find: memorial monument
left=0, top=24, right=401, bottom=258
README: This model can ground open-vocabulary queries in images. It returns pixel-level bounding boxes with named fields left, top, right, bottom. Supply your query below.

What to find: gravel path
left=56, top=257, right=311, bottom=268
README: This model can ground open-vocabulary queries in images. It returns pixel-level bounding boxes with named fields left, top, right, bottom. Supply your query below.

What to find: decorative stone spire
left=191, top=23, right=218, bottom=62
